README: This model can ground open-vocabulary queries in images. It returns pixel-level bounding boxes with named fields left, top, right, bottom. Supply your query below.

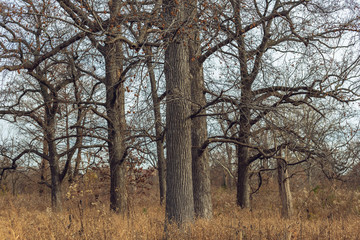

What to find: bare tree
left=0, top=0, right=90, bottom=210
left=52, top=0, right=151, bottom=213
left=202, top=0, right=360, bottom=209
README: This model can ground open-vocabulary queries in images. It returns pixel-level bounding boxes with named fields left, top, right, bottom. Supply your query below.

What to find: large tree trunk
left=104, top=0, right=128, bottom=214
left=109, top=152, right=127, bottom=213
left=105, top=44, right=128, bottom=213
left=236, top=149, right=251, bottom=209
left=106, top=75, right=128, bottom=214
left=146, top=47, right=166, bottom=205
left=234, top=4, right=253, bottom=206
left=49, top=161, right=62, bottom=212
left=189, top=27, right=212, bottom=219
left=48, top=135, right=62, bottom=211
left=164, top=0, right=194, bottom=225
left=277, top=149, right=293, bottom=219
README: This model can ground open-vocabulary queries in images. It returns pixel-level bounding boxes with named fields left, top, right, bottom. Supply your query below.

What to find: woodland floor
left=0, top=181, right=360, bottom=240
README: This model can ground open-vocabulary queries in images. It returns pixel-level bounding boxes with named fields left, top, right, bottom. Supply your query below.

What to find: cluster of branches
left=0, top=0, right=359, bottom=226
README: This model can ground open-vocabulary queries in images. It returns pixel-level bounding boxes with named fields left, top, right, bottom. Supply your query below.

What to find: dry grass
left=0, top=183, right=360, bottom=240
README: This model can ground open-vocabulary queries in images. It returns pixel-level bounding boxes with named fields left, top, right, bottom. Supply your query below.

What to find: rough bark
left=189, top=28, right=212, bottom=219
left=40, top=82, right=63, bottom=211
left=102, top=0, right=128, bottom=214
left=234, top=0, right=253, bottom=207
left=164, top=0, right=194, bottom=225
left=49, top=158, right=62, bottom=211
left=47, top=131, right=63, bottom=211
left=236, top=108, right=252, bottom=209
left=236, top=147, right=251, bottom=209
left=105, top=41, right=128, bottom=214
left=236, top=76, right=252, bottom=209
left=277, top=149, right=293, bottom=219
left=146, top=48, right=166, bottom=205
left=109, top=153, right=127, bottom=213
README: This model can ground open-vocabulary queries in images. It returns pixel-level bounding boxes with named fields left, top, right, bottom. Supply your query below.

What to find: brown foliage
left=1, top=181, right=360, bottom=239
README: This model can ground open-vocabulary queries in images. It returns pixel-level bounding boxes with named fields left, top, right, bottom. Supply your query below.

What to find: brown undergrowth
left=0, top=183, right=360, bottom=240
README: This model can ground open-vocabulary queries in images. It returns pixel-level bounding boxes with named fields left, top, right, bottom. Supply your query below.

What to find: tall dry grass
left=0, top=182, right=360, bottom=239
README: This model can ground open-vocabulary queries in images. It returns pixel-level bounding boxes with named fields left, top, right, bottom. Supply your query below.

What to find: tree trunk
left=105, top=0, right=128, bottom=214
left=49, top=161, right=62, bottom=212
left=146, top=47, right=166, bottom=205
left=189, top=29, right=212, bottom=219
left=237, top=153, right=251, bottom=209
left=236, top=105, right=252, bottom=208
left=40, top=82, right=63, bottom=211
left=109, top=154, right=128, bottom=213
left=164, top=0, right=194, bottom=225
left=224, top=126, right=235, bottom=189
left=39, top=138, right=48, bottom=196
left=11, top=175, right=17, bottom=196
left=155, top=125, right=166, bottom=206
left=236, top=89, right=252, bottom=209
left=48, top=138, right=62, bottom=211
left=106, top=77, right=128, bottom=214
left=72, top=148, right=82, bottom=181
left=105, top=43, right=128, bottom=214
left=234, top=1, right=253, bottom=207
left=277, top=149, right=293, bottom=219
left=65, top=106, right=73, bottom=183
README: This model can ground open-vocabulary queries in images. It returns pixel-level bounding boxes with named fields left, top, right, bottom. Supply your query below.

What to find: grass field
left=0, top=181, right=360, bottom=239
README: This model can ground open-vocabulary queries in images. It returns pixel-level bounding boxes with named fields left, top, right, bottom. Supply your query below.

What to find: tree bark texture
left=47, top=130, right=63, bottom=211
left=49, top=160, right=62, bottom=212
left=105, top=41, right=128, bottom=213
left=189, top=27, right=212, bottom=219
left=164, top=0, right=195, bottom=225
left=40, top=83, right=63, bottom=211
left=236, top=87, right=252, bottom=209
left=236, top=148, right=251, bottom=209
left=104, top=2, right=128, bottom=213
left=234, top=2, right=253, bottom=206
left=103, top=4, right=128, bottom=214
left=277, top=150, right=293, bottom=219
